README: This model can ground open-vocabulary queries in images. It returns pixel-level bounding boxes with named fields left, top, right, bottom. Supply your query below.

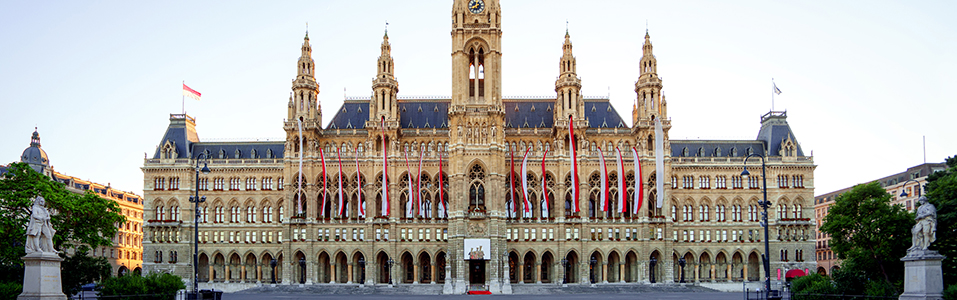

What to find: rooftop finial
left=384, top=21, right=389, bottom=38
left=305, top=22, right=309, bottom=39
left=566, top=19, right=569, bottom=34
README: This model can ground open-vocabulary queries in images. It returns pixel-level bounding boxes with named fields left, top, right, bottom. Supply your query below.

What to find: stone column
left=241, top=265, right=246, bottom=282
left=331, top=263, right=337, bottom=284
left=413, top=264, right=419, bottom=284
left=744, top=265, right=749, bottom=282
left=535, top=263, right=542, bottom=284
left=602, top=262, right=608, bottom=283
left=257, top=265, right=262, bottom=283
left=619, top=263, right=625, bottom=283
left=347, top=263, right=354, bottom=284
left=431, top=264, right=436, bottom=284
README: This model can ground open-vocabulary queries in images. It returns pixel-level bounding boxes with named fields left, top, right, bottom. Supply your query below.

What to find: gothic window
left=468, top=164, right=486, bottom=212
left=682, top=147, right=689, bottom=157
left=219, top=149, right=226, bottom=159
left=234, top=149, right=242, bottom=159
left=251, top=149, right=258, bottom=158
left=731, top=147, right=738, bottom=157
left=715, top=147, right=722, bottom=156
left=697, top=147, right=705, bottom=157
left=746, top=147, right=754, bottom=156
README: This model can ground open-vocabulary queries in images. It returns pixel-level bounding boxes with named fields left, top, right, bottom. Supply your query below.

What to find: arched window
left=468, top=164, right=486, bottom=212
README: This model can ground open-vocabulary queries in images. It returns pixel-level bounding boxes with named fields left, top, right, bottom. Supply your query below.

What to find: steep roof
left=756, top=111, right=805, bottom=156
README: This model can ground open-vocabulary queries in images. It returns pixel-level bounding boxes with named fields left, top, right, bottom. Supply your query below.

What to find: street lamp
left=387, top=258, right=395, bottom=285
left=677, top=258, right=686, bottom=283
left=270, top=259, right=277, bottom=284
left=900, top=179, right=922, bottom=198
left=742, top=153, right=772, bottom=300
left=589, top=257, right=597, bottom=283
left=189, top=153, right=210, bottom=297
left=560, top=258, right=568, bottom=284
left=299, top=257, right=306, bottom=284
left=649, top=256, right=657, bottom=283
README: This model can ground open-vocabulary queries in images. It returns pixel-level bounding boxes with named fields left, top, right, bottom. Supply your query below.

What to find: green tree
left=925, top=155, right=957, bottom=285
left=0, top=162, right=126, bottom=266
left=60, top=249, right=112, bottom=295
left=820, top=181, right=913, bottom=293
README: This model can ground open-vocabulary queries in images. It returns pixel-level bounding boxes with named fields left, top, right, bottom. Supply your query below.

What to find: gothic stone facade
left=142, top=0, right=815, bottom=291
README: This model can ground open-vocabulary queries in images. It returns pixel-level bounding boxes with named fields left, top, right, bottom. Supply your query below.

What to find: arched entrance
left=624, top=251, right=638, bottom=282
left=198, top=253, right=210, bottom=282
left=260, top=253, right=275, bottom=283
left=716, top=252, right=728, bottom=281
left=376, top=252, right=391, bottom=284
left=699, top=252, right=712, bottom=282
left=564, top=252, right=579, bottom=284
left=748, top=252, right=760, bottom=281
left=435, top=251, right=447, bottom=283
left=295, top=252, right=306, bottom=284
left=401, top=252, right=414, bottom=284
left=508, top=251, right=519, bottom=283
left=117, top=266, right=129, bottom=276
left=317, top=252, right=331, bottom=283
left=213, top=253, right=225, bottom=282
left=608, top=251, right=621, bottom=283
left=523, top=252, right=536, bottom=283
left=353, top=252, right=366, bottom=284
left=541, top=252, right=554, bottom=283
left=229, top=253, right=241, bottom=282
left=649, top=251, right=661, bottom=283
left=589, top=252, right=603, bottom=283
left=335, top=252, right=349, bottom=283
left=244, top=253, right=258, bottom=282
left=418, top=252, right=432, bottom=283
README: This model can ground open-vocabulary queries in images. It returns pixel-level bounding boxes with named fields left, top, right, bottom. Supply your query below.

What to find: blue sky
left=1, top=1, right=955, bottom=197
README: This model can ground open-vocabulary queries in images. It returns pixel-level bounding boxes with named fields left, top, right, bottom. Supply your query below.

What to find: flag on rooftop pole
left=773, top=82, right=782, bottom=95
left=654, top=117, right=664, bottom=208
left=183, top=83, right=201, bottom=101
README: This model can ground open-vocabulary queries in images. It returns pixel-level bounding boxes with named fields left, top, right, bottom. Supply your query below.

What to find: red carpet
left=467, top=291, right=492, bottom=295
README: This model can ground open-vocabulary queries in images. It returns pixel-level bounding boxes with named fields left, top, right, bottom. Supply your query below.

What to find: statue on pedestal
left=25, top=196, right=56, bottom=254
left=909, top=196, right=936, bottom=252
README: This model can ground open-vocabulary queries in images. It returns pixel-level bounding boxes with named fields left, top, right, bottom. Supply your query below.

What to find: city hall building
left=143, top=0, right=816, bottom=293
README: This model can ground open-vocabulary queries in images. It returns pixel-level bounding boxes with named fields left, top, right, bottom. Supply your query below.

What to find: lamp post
left=270, top=258, right=277, bottom=284
left=742, top=154, right=771, bottom=300
left=649, top=256, right=657, bottom=283
left=900, top=179, right=922, bottom=198
left=560, top=258, right=568, bottom=284
left=189, top=153, right=210, bottom=296
left=299, top=257, right=306, bottom=284
left=677, top=258, right=686, bottom=283
left=387, top=258, right=395, bottom=285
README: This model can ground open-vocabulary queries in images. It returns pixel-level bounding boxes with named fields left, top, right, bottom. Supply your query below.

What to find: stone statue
left=910, top=196, right=937, bottom=252
left=25, top=196, right=57, bottom=254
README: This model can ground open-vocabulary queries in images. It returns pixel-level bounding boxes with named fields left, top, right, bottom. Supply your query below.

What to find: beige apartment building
left=8, top=130, right=144, bottom=276
left=142, top=0, right=816, bottom=293
left=813, top=162, right=945, bottom=275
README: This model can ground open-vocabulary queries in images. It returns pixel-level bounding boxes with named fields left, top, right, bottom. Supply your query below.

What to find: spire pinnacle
left=384, top=21, right=389, bottom=38
left=305, top=22, right=309, bottom=39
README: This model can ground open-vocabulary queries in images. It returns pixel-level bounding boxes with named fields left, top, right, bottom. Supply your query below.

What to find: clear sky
left=1, top=1, right=955, bottom=197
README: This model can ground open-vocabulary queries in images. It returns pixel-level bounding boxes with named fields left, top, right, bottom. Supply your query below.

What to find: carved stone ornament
left=467, top=221, right=487, bottom=236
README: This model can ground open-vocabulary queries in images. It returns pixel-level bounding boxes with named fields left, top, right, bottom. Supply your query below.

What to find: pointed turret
left=633, top=30, right=664, bottom=125
left=289, top=32, right=321, bottom=123
left=371, top=29, right=400, bottom=124
left=555, top=31, right=584, bottom=126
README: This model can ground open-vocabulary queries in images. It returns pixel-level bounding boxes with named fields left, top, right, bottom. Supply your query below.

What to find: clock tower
left=451, top=0, right=502, bottom=108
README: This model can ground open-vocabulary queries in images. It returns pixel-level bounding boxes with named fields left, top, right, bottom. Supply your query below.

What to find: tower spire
left=371, top=29, right=399, bottom=122
left=555, top=31, right=582, bottom=122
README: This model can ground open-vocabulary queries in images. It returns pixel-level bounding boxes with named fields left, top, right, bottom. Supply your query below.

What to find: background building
left=143, top=0, right=815, bottom=292
left=813, top=162, right=945, bottom=275
left=6, top=130, right=144, bottom=276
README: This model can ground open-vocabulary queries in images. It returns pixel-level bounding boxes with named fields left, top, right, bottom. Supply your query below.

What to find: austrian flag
left=183, top=83, right=201, bottom=101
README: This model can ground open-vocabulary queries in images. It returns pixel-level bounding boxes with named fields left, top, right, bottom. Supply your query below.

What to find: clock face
left=468, top=0, right=485, bottom=14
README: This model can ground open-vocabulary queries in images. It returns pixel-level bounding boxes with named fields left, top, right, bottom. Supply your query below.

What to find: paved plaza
left=225, top=292, right=744, bottom=300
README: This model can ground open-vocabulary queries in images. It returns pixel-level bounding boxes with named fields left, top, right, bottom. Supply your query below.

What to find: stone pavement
left=230, top=284, right=739, bottom=300
left=226, top=291, right=742, bottom=300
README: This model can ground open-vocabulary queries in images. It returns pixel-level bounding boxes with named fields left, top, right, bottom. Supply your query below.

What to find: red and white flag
left=569, top=115, right=580, bottom=213
left=438, top=150, right=446, bottom=219
left=183, top=83, right=201, bottom=101
left=381, top=117, right=390, bottom=217
left=356, top=147, right=364, bottom=218
left=404, top=150, right=415, bottom=218
left=632, top=147, right=643, bottom=214
left=337, top=146, right=345, bottom=217
left=521, top=147, right=531, bottom=216
left=416, top=148, right=424, bottom=218
left=320, top=148, right=328, bottom=218
left=541, top=148, right=550, bottom=218
left=598, top=147, right=609, bottom=212
left=509, top=149, right=517, bottom=218
left=616, top=147, right=627, bottom=214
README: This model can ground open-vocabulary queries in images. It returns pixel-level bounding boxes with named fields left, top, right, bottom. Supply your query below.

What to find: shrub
left=944, top=284, right=957, bottom=300
left=99, top=272, right=185, bottom=300
left=0, top=282, right=22, bottom=300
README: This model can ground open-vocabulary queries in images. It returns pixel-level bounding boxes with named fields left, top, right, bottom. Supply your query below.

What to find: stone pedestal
left=899, top=250, right=945, bottom=300
left=18, top=252, right=67, bottom=300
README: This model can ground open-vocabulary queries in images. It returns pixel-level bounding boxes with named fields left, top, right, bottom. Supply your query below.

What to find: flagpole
left=771, top=78, right=775, bottom=112
left=182, top=80, right=185, bottom=114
